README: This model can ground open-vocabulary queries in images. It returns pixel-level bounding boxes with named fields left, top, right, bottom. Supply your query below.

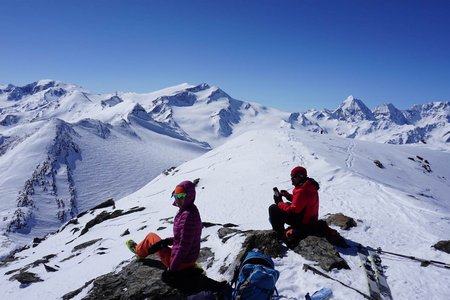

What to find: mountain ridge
left=0, top=79, right=449, bottom=256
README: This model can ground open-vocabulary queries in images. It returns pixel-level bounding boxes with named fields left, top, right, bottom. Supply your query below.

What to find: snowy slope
left=0, top=80, right=288, bottom=253
left=1, top=128, right=449, bottom=300
left=0, top=81, right=212, bottom=254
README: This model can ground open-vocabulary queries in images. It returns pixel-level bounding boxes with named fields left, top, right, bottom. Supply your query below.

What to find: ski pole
left=374, top=247, right=450, bottom=269
left=303, top=264, right=372, bottom=299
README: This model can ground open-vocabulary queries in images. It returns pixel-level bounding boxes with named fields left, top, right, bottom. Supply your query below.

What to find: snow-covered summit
left=333, top=96, right=375, bottom=122
left=373, top=103, right=408, bottom=125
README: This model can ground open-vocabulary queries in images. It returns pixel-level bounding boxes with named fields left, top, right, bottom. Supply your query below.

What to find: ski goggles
left=172, top=193, right=186, bottom=200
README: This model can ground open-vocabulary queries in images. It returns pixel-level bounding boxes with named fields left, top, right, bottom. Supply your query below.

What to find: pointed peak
left=344, top=95, right=355, bottom=102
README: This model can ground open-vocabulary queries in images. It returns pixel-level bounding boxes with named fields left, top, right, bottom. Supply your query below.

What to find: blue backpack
left=232, top=250, right=280, bottom=300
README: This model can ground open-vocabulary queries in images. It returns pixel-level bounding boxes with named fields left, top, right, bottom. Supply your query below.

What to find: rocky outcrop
left=433, top=240, right=450, bottom=254
left=80, top=207, right=145, bottom=236
left=292, top=236, right=350, bottom=271
left=64, top=257, right=185, bottom=300
left=64, top=227, right=350, bottom=299
left=9, top=271, right=43, bottom=285
left=325, top=213, right=357, bottom=230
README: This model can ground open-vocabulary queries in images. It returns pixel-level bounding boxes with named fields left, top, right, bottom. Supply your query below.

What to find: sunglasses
left=172, top=193, right=186, bottom=200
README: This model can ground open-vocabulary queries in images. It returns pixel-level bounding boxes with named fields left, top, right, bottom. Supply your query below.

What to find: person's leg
left=269, top=204, right=287, bottom=235
left=173, top=267, right=230, bottom=295
left=136, top=232, right=171, bottom=267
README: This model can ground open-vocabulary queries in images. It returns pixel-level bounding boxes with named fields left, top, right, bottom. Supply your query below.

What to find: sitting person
left=126, top=180, right=230, bottom=297
left=269, top=166, right=320, bottom=247
left=270, top=167, right=348, bottom=248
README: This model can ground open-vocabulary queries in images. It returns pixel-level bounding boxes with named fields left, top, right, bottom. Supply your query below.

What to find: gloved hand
left=148, top=238, right=173, bottom=254
left=280, top=190, right=290, bottom=198
left=273, top=194, right=282, bottom=204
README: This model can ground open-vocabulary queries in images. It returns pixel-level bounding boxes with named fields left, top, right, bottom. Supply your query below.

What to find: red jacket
left=277, top=179, right=319, bottom=225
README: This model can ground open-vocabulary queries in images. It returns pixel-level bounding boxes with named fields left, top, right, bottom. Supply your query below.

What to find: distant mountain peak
left=373, top=103, right=408, bottom=125
left=333, top=96, right=375, bottom=121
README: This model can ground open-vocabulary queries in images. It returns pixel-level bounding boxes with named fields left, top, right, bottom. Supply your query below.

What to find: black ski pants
left=162, top=266, right=228, bottom=296
left=268, top=204, right=303, bottom=235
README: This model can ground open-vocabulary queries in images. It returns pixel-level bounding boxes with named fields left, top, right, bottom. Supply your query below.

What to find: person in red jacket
left=269, top=166, right=320, bottom=246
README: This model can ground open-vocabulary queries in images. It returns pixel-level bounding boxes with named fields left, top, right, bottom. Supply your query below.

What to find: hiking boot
left=284, top=228, right=299, bottom=249
left=126, top=239, right=137, bottom=254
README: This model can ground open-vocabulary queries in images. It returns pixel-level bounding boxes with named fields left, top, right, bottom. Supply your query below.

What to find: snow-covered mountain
left=298, top=96, right=450, bottom=146
left=1, top=128, right=449, bottom=299
left=0, top=80, right=288, bottom=254
left=1, top=79, right=449, bottom=260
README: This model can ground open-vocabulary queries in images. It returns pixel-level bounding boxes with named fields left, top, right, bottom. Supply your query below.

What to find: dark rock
left=120, top=229, right=130, bottom=236
left=157, top=226, right=166, bottom=231
left=4, top=268, right=21, bottom=275
left=292, top=236, right=350, bottom=271
left=238, top=230, right=283, bottom=260
left=44, top=264, right=58, bottom=272
left=80, top=207, right=145, bottom=236
left=62, top=279, right=95, bottom=300
left=162, top=166, right=177, bottom=176
left=72, top=238, right=102, bottom=252
left=60, top=218, right=79, bottom=232
left=373, top=160, right=384, bottom=168
left=75, top=257, right=185, bottom=300
left=32, top=236, right=46, bottom=247
left=198, top=247, right=215, bottom=269
left=9, top=271, right=43, bottom=284
left=0, top=253, right=18, bottom=266
left=60, top=253, right=81, bottom=263
left=202, top=221, right=220, bottom=228
left=91, top=198, right=115, bottom=211
left=325, top=213, right=357, bottom=230
left=25, top=253, right=57, bottom=269
left=44, top=254, right=57, bottom=260
left=137, top=225, right=147, bottom=231
left=433, top=240, right=450, bottom=254
left=217, top=227, right=240, bottom=239
left=223, top=223, right=238, bottom=228
left=160, top=217, right=174, bottom=224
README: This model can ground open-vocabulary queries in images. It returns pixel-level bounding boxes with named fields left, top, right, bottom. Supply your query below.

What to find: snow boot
left=126, top=239, right=137, bottom=254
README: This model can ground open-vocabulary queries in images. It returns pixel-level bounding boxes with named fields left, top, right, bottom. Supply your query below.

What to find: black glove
left=273, top=194, right=282, bottom=204
left=280, top=190, right=292, bottom=202
left=148, top=238, right=173, bottom=254
left=273, top=187, right=282, bottom=204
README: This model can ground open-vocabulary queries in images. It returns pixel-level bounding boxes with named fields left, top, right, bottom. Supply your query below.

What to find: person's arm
left=280, top=190, right=293, bottom=201
left=278, top=188, right=308, bottom=214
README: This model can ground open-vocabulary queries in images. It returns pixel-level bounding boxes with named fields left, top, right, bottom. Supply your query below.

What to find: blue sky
left=1, top=0, right=449, bottom=112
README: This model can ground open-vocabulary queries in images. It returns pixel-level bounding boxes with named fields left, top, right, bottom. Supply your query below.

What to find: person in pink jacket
left=126, top=180, right=230, bottom=296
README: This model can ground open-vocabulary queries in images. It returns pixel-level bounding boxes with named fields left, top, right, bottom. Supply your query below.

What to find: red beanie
left=291, top=166, right=307, bottom=177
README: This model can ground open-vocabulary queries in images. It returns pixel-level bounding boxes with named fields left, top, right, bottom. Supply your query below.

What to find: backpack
left=232, top=250, right=280, bottom=300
